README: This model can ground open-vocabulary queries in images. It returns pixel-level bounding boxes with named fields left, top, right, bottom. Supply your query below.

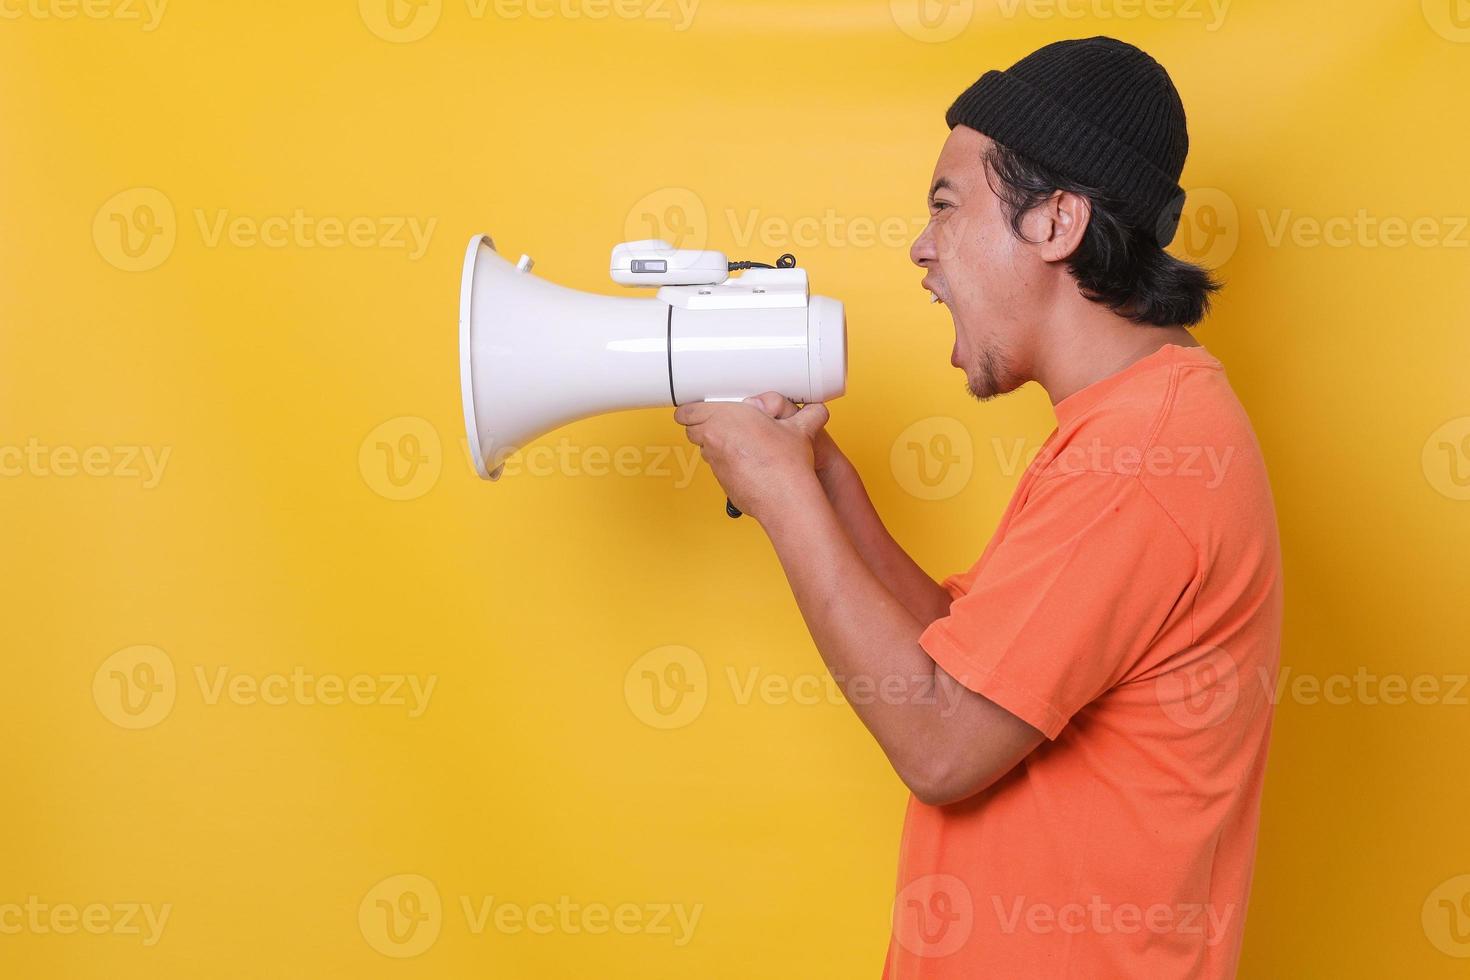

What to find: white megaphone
left=458, top=234, right=847, bottom=504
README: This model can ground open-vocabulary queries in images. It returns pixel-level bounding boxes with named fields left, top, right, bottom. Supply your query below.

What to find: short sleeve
left=921, top=471, right=1197, bottom=739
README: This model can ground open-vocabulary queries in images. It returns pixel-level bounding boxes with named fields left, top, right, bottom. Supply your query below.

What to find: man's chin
left=961, top=347, right=1017, bottom=403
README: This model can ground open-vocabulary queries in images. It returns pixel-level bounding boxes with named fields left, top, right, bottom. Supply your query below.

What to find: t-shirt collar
left=1053, top=343, right=1219, bottom=428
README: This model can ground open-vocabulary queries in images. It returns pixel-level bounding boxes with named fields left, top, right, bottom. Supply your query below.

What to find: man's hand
left=673, top=393, right=831, bottom=524
left=740, top=392, right=845, bottom=477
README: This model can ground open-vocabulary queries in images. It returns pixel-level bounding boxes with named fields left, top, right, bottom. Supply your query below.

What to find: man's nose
left=910, top=222, right=936, bottom=268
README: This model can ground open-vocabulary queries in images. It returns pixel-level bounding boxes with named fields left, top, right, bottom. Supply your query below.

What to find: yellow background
left=3, top=0, right=1468, bottom=976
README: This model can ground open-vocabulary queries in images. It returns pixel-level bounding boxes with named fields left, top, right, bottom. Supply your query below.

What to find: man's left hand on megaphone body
left=673, top=395, right=831, bottom=525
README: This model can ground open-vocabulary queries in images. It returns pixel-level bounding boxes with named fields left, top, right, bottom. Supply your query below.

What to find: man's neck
left=1031, top=298, right=1199, bottom=405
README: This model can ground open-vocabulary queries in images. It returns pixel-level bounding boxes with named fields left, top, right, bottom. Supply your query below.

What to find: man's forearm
left=815, top=448, right=954, bottom=625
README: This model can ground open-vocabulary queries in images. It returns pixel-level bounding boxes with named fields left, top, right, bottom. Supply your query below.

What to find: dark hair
left=982, top=140, right=1220, bottom=328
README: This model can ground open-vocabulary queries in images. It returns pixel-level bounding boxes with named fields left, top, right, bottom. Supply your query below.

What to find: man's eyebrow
left=928, top=177, right=955, bottom=202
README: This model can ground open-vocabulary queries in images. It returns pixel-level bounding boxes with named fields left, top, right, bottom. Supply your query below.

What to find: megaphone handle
left=696, top=397, right=751, bottom=519
left=714, top=389, right=808, bottom=518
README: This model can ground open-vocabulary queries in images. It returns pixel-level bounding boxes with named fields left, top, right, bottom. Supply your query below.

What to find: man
left=674, top=36, right=1281, bottom=978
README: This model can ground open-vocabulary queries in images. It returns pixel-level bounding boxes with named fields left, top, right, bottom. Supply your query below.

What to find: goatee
left=965, top=346, right=1014, bottom=402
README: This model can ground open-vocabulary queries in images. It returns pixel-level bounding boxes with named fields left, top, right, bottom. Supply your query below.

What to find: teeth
left=930, top=292, right=941, bottom=304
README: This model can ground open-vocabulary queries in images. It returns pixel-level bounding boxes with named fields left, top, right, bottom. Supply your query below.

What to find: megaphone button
left=515, top=254, right=534, bottom=272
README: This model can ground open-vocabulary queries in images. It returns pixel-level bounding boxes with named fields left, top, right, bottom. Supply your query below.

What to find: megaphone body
left=459, top=235, right=846, bottom=480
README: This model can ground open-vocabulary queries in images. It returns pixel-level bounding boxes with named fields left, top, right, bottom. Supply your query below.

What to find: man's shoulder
left=1036, top=347, right=1272, bottom=525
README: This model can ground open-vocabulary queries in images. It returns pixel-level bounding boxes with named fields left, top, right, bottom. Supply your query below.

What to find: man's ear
left=1035, top=189, right=1091, bottom=263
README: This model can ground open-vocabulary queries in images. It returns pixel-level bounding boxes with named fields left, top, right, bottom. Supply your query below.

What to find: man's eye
left=931, top=201, right=954, bottom=214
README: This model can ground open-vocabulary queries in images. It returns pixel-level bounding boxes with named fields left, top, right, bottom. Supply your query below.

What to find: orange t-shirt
left=885, top=344, right=1282, bottom=979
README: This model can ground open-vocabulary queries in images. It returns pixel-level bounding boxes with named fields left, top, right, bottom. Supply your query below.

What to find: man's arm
left=675, top=399, right=1044, bottom=806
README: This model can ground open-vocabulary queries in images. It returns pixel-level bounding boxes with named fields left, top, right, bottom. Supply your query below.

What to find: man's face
left=910, top=126, right=1044, bottom=400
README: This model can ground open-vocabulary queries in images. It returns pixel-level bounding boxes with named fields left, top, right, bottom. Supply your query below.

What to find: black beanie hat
left=946, top=36, right=1189, bottom=246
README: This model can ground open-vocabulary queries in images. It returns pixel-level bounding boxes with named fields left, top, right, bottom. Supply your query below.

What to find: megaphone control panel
left=610, top=240, right=730, bottom=286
